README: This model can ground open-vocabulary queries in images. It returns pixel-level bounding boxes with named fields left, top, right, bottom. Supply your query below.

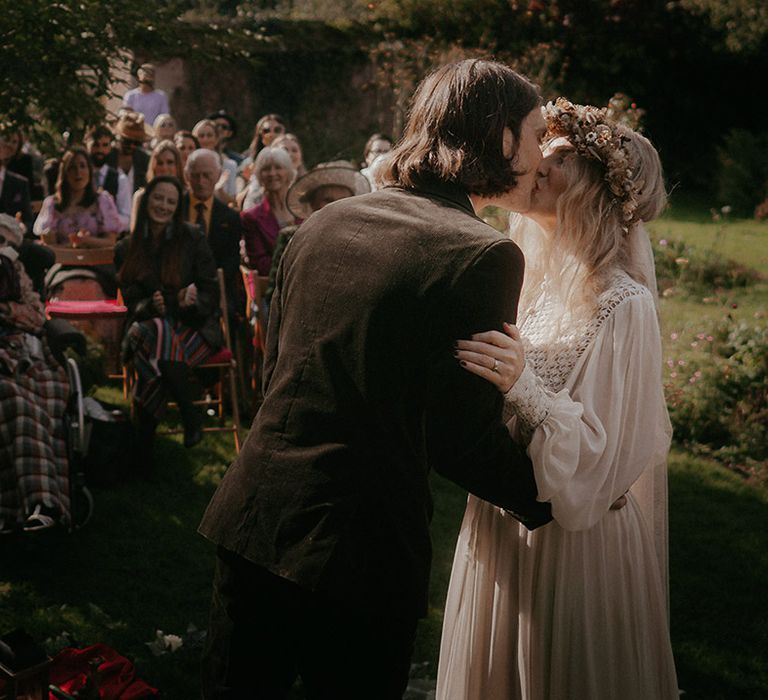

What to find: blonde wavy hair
left=512, top=126, right=666, bottom=325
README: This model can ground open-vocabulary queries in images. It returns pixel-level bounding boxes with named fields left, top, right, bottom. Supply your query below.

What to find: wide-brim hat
left=113, top=110, right=153, bottom=141
left=287, top=161, right=371, bottom=220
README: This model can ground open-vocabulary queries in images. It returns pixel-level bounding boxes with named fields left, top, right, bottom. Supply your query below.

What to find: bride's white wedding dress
left=436, top=270, right=679, bottom=699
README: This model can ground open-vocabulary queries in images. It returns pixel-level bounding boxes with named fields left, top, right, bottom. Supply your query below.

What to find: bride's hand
left=455, top=322, right=525, bottom=393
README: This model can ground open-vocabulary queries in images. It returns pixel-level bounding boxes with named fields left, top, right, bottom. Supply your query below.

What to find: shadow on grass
left=669, top=452, right=768, bottom=700
left=0, top=432, right=232, bottom=698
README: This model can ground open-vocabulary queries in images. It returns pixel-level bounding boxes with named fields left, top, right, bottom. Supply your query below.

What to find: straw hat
left=113, top=110, right=153, bottom=142
left=287, top=161, right=371, bottom=220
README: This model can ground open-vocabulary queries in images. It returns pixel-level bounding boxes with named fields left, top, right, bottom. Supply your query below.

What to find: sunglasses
left=261, top=125, right=285, bottom=135
left=120, top=138, right=142, bottom=148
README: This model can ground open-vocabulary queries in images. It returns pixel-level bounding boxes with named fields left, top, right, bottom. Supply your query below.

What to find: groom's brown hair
left=377, top=59, right=540, bottom=196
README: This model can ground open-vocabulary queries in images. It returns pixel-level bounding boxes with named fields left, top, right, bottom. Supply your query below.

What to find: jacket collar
left=399, top=178, right=476, bottom=216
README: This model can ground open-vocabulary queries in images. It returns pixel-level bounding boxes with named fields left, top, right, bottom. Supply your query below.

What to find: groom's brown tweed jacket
left=199, top=180, right=552, bottom=619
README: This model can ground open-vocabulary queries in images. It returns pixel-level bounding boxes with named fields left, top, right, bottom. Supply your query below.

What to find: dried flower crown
left=544, top=97, right=640, bottom=226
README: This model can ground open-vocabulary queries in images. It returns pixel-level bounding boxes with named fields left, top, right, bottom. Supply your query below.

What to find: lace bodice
left=505, top=271, right=652, bottom=434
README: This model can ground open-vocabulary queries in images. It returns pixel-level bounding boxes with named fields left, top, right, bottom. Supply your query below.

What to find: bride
left=436, top=99, right=679, bottom=699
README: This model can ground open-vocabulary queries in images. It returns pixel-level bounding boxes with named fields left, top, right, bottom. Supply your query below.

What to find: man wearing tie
left=182, top=149, right=241, bottom=323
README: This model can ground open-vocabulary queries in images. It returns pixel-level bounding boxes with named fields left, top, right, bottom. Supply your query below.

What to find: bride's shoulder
left=597, top=270, right=654, bottom=318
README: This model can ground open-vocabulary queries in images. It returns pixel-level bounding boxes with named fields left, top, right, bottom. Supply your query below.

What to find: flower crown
left=543, top=97, right=640, bottom=226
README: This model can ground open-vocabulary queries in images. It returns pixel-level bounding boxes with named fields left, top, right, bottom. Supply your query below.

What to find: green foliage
left=653, top=234, right=762, bottom=297
left=665, top=317, right=768, bottom=464
left=716, top=128, right=768, bottom=216
left=678, top=0, right=768, bottom=53
left=0, top=0, right=192, bottom=147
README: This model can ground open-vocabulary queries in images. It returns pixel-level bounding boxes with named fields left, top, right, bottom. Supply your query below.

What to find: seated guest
left=0, top=214, right=70, bottom=534
left=129, top=140, right=183, bottom=230
left=85, top=124, right=132, bottom=232
left=208, top=110, right=244, bottom=165
left=0, top=130, right=33, bottom=231
left=174, top=130, right=199, bottom=171
left=266, top=160, right=370, bottom=303
left=34, top=147, right=121, bottom=249
left=122, top=63, right=170, bottom=128
left=360, top=132, right=392, bottom=191
left=240, top=132, right=306, bottom=211
left=151, top=113, right=177, bottom=149
left=34, top=146, right=121, bottom=249
left=105, top=111, right=151, bottom=194
left=115, top=176, right=224, bottom=468
left=192, top=119, right=237, bottom=204
left=182, top=149, right=241, bottom=321
left=240, top=147, right=299, bottom=274
left=237, top=113, right=286, bottom=186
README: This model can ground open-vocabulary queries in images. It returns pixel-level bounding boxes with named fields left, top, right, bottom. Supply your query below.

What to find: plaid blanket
left=0, top=334, right=70, bottom=530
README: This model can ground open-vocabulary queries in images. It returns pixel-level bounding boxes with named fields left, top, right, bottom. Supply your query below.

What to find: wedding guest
left=192, top=119, right=237, bottom=203
left=0, top=131, right=33, bottom=230
left=105, top=111, right=151, bottom=194
left=0, top=214, right=70, bottom=534
left=122, top=63, right=170, bottom=128
left=208, top=110, right=244, bottom=165
left=174, top=130, right=199, bottom=170
left=115, top=176, right=224, bottom=468
left=239, top=132, right=307, bottom=211
left=240, top=147, right=298, bottom=274
left=151, top=114, right=177, bottom=149
left=265, top=160, right=370, bottom=303
left=85, top=125, right=131, bottom=231
left=182, top=149, right=241, bottom=320
left=34, top=146, right=121, bottom=249
left=129, top=140, right=184, bottom=231
left=238, top=113, right=286, bottom=185
left=360, top=132, right=392, bottom=191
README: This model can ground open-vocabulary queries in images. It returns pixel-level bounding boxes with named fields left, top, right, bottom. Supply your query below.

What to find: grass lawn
left=2, top=197, right=766, bottom=698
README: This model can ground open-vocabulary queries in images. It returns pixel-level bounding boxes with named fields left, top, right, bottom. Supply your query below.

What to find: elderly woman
left=240, top=147, right=299, bottom=274
left=192, top=119, right=237, bottom=204
left=240, top=132, right=306, bottom=210
left=129, top=139, right=184, bottom=230
left=0, top=214, right=69, bottom=534
left=34, top=146, right=121, bottom=249
left=116, top=176, right=223, bottom=468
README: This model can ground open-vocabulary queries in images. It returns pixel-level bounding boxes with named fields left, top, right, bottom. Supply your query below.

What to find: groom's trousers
left=202, top=546, right=419, bottom=699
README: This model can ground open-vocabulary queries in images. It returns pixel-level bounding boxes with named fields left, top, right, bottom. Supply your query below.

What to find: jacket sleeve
left=186, top=233, right=220, bottom=322
left=424, top=239, right=552, bottom=529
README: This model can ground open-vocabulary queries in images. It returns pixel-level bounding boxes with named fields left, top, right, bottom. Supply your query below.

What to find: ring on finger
left=492, top=358, right=500, bottom=373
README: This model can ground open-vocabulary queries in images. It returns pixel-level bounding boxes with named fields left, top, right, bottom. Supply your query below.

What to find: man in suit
left=0, top=131, right=52, bottom=293
left=199, top=60, right=552, bottom=699
left=182, top=149, right=241, bottom=322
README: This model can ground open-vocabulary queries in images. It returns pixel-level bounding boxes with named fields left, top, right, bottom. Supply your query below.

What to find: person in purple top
left=122, top=64, right=170, bottom=128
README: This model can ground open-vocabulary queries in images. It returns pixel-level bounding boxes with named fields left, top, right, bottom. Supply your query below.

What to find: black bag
left=81, top=398, right=137, bottom=487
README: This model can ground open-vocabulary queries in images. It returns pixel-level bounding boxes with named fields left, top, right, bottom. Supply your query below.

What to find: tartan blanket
left=0, top=333, right=70, bottom=530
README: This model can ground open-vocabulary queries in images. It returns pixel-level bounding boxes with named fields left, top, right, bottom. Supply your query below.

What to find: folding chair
left=240, top=265, right=270, bottom=409
left=156, top=268, right=243, bottom=453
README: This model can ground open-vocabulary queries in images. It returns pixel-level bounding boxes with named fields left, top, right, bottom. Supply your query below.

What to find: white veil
left=625, top=222, right=672, bottom=609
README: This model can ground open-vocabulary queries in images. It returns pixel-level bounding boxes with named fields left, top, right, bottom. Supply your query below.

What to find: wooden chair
left=240, top=265, right=270, bottom=408
left=156, top=268, right=243, bottom=452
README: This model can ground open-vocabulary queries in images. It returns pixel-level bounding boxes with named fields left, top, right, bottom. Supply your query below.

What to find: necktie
left=195, top=202, right=207, bottom=235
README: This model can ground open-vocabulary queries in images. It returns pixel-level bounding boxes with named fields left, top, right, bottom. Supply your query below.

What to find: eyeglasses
left=215, top=122, right=232, bottom=132
left=261, top=125, right=285, bottom=135
left=159, top=122, right=175, bottom=129
left=120, top=138, right=142, bottom=148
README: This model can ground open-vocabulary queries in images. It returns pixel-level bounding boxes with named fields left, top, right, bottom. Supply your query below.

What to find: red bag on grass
left=48, top=643, right=158, bottom=699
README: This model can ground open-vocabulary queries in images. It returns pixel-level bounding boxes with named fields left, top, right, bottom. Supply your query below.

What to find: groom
left=200, top=59, right=552, bottom=699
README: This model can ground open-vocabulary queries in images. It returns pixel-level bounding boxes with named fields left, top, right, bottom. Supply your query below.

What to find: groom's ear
left=502, top=127, right=516, bottom=161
